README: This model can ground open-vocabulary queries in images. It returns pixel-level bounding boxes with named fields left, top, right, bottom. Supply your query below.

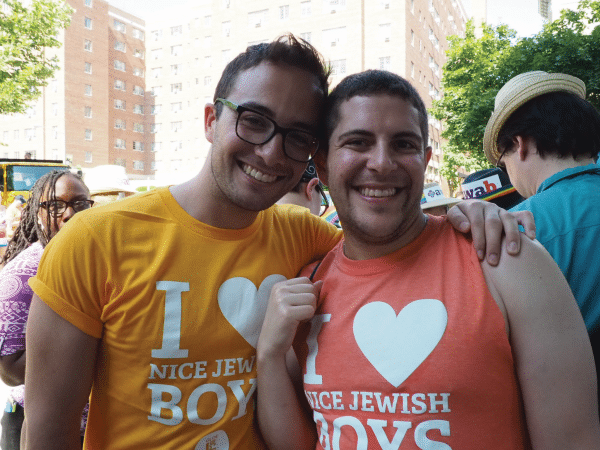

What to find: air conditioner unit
left=384, top=3, right=389, bottom=8
left=331, top=41, right=336, bottom=47
left=385, top=37, right=390, bottom=42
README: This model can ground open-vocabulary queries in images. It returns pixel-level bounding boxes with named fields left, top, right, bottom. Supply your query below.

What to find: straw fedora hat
left=483, top=71, right=586, bottom=166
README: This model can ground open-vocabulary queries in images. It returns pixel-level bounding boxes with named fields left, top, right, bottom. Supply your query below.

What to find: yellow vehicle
left=0, top=159, right=70, bottom=206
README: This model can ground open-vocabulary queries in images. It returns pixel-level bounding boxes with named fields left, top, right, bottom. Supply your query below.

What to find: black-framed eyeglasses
left=39, top=199, right=94, bottom=217
left=215, top=98, right=320, bottom=163
left=496, top=146, right=509, bottom=170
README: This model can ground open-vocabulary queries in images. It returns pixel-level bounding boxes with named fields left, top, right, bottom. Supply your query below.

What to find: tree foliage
left=432, top=0, right=600, bottom=188
left=0, top=0, right=72, bottom=115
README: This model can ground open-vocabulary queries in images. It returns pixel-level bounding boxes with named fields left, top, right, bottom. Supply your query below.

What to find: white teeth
left=360, top=188, right=397, bottom=198
left=242, top=164, right=277, bottom=183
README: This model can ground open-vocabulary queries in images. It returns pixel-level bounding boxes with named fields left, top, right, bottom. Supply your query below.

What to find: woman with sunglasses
left=0, top=170, right=93, bottom=450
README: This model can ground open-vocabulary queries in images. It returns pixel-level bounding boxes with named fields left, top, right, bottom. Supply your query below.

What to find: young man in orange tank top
left=257, top=70, right=600, bottom=449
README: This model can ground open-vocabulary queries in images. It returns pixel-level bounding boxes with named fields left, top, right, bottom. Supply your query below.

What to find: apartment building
left=146, top=0, right=467, bottom=184
left=0, top=0, right=153, bottom=176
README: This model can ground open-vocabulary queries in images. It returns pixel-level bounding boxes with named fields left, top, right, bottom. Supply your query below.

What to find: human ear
left=205, top=103, right=217, bottom=143
left=305, top=178, right=320, bottom=200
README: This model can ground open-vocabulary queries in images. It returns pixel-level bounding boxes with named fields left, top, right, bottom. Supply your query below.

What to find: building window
left=323, top=26, right=347, bottom=47
left=301, top=1, right=311, bottom=16
left=114, top=20, right=126, bottom=33
left=133, top=161, right=144, bottom=171
left=411, top=30, right=415, bottom=46
left=151, top=123, right=161, bottom=133
left=114, top=79, right=126, bottom=91
left=84, top=62, right=92, bottom=74
left=84, top=0, right=92, bottom=6
left=114, top=158, right=126, bottom=167
left=133, top=67, right=144, bottom=77
left=203, top=76, right=211, bottom=86
left=151, top=105, right=161, bottom=115
left=85, top=129, right=92, bottom=141
left=379, top=56, right=391, bottom=70
left=171, top=83, right=182, bottom=94
left=84, top=17, right=92, bottom=29
left=133, top=85, right=144, bottom=95
left=85, top=152, right=93, bottom=163
left=133, top=141, right=144, bottom=151
left=300, top=32, right=312, bottom=43
left=221, top=50, right=231, bottom=65
left=151, top=30, right=162, bottom=41
left=151, top=142, right=161, bottom=152
left=151, top=86, right=161, bottom=96
left=114, top=60, right=126, bottom=72
left=84, top=106, right=92, bottom=118
left=280, top=5, right=289, bottom=20
left=115, top=139, right=126, bottom=149
left=134, top=49, right=144, bottom=59
left=114, top=99, right=126, bottom=110
left=133, top=104, right=144, bottom=114
left=171, top=121, right=182, bottom=132
left=222, top=0, right=231, bottom=8
left=204, top=15, right=211, bottom=26
left=133, top=123, right=144, bottom=133
left=114, top=41, right=126, bottom=52
left=132, top=29, right=144, bottom=40
left=14, top=130, right=20, bottom=139
left=171, top=45, right=182, bottom=56
left=84, top=39, right=92, bottom=51
left=171, top=102, right=182, bottom=113
left=379, top=23, right=391, bottom=42
left=52, top=126, right=57, bottom=139
left=115, top=119, right=126, bottom=130
left=248, top=10, right=267, bottom=28
left=204, top=36, right=212, bottom=48
left=151, top=161, right=156, bottom=171
left=51, top=103, right=58, bottom=116
left=51, top=79, right=57, bottom=92
left=151, top=67, right=161, bottom=78
left=171, top=25, right=183, bottom=36
left=330, top=59, right=346, bottom=76
left=151, top=49, right=162, bottom=60
left=380, top=0, right=390, bottom=8
left=171, top=140, right=182, bottom=151
left=411, top=62, right=415, bottom=78
left=84, top=84, right=92, bottom=96
left=171, top=64, right=182, bottom=75
left=222, top=21, right=231, bottom=37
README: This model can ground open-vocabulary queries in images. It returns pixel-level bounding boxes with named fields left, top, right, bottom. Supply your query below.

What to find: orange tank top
left=294, top=216, right=530, bottom=449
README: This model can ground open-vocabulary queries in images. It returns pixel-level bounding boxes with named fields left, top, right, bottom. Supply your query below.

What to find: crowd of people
left=0, top=34, right=597, bottom=449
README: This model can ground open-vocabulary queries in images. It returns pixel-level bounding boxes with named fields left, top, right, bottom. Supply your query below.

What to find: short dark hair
left=213, top=34, right=330, bottom=118
left=324, top=70, right=429, bottom=154
left=497, top=91, right=600, bottom=160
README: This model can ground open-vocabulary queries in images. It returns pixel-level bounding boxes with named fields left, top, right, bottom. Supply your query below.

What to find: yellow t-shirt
left=30, top=187, right=341, bottom=450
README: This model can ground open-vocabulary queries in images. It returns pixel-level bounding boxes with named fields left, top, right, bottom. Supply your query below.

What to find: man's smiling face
left=205, top=62, right=324, bottom=214
left=326, top=94, right=432, bottom=259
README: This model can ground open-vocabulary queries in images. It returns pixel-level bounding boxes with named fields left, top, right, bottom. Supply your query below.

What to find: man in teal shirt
left=484, top=70, right=600, bottom=407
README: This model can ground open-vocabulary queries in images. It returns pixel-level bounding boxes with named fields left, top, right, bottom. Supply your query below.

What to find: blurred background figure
left=421, top=182, right=461, bottom=216
left=462, top=167, right=524, bottom=210
left=277, top=161, right=329, bottom=217
left=0, top=170, right=93, bottom=449
left=83, top=164, right=137, bottom=207
left=4, top=197, right=26, bottom=241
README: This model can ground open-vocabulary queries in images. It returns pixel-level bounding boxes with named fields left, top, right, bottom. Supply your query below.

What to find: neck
left=342, top=212, right=428, bottom=261
left=530, top=155, right=596, bottom=195
left=170, top=164, right=259, bottom=230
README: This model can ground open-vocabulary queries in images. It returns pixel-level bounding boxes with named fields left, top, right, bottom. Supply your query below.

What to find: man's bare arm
left=482, top=239, right=600, bottom=449
left=23, top=295, right=99, bottom=450
left=447, top=200, right=536, bottom=266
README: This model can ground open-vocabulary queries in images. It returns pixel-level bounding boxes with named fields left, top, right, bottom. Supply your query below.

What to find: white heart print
left=353, top=299, right=448, bottom=388
left=218, top=274, right=287, bottom=348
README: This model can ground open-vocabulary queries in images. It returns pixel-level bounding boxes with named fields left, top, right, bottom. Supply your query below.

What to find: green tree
left=432, top=0, right=600, bottom=188
left=0, top=0, right=72, bottom=115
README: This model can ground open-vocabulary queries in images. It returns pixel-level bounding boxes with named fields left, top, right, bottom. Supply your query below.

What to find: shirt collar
left=538, top=163, right=600, bottom=193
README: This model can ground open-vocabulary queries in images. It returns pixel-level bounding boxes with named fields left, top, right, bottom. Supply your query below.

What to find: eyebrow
left=240, top=101, right=318, bottom=133
left=336, top=129, right=423, bottom=145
